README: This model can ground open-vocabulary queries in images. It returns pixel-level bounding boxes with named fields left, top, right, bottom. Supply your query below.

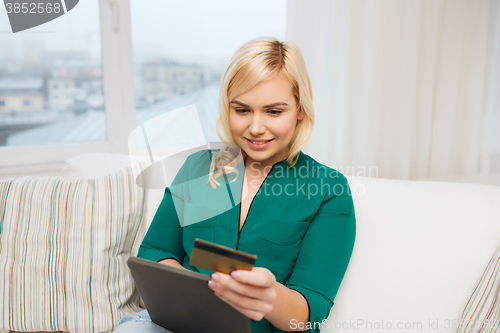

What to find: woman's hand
left=207, top=267, right=277, bottom=321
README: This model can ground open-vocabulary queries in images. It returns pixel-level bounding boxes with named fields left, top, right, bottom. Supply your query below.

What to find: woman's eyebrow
left=230, top=100, right=289, bottom=108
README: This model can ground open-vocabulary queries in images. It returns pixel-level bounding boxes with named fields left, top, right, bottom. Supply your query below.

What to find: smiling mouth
left=246, top=138, right=274, bottom=144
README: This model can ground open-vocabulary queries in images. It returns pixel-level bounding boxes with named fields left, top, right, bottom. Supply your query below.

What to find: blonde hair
left=207, top=37, right=315, bottom=189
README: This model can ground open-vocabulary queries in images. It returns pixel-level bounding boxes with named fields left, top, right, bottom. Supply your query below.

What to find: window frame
left=0, top=0, right=135, bottom=175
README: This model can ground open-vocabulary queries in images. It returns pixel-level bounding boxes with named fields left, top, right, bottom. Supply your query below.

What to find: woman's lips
left=246, top=138, right=274, bottom=149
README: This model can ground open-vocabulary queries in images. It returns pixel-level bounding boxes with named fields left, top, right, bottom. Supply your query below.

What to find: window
left=130, top=0, right=287, bottom=143
left=0, top=0, right=286, bottom=172
left=0, top=0, right=105, bottom=147
left=0, top=0, right=135, bottom=170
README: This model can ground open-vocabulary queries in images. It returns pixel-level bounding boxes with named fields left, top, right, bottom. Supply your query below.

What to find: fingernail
left=211, top=273, right=221, bottom=282
left=231, top=271, right=240, bottom=279
left=208, top=280, right=217, bottom=289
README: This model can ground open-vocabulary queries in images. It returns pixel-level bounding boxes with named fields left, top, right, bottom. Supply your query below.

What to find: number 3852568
left=5, top=2, right=62, bottom=14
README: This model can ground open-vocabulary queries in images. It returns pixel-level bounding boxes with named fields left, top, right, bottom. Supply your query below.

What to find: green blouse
left=138, top=148, right=356, bottom=333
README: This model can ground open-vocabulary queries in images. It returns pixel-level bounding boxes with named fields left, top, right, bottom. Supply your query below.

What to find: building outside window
left=0, top=0, right=105, bottom=147
left=130, top=0, right=286, bottom=144
left=0, top=0, right=286, bottom=169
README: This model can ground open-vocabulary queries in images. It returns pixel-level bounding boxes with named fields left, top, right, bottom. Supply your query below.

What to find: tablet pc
left=127, top=257, right=252, bottom=333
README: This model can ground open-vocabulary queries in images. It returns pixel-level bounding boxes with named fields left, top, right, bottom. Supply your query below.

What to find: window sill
left=0, top=161, right=65, bottom=180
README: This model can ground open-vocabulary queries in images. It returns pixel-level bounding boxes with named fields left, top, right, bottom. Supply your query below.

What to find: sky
left=130, top=0, right=287, bottom=67
left=0, top=0, right=287, bottom=69
left=0, top=0, right=101, bottom=62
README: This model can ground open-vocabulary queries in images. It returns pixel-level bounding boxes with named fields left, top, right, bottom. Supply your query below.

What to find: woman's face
left=229, top=75, right=304, bottom=169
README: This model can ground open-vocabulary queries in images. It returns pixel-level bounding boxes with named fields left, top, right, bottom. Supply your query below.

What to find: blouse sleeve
left=137, top=155, right=192, bottom=265
left=137, top=187, right=185, bottom=265
left=278, top=173, right=356, bottom=333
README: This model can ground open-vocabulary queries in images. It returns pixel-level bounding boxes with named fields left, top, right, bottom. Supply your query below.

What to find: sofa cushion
left=0, top=162, right=148, bottom=333
left=61, top=152, right=167, bottom=230
left=324, top=176, right=500, bottom=333
left=455, top=244, right=500, bottom=332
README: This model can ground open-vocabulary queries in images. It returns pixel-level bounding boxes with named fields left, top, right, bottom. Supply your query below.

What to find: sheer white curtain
left=287, top=0, right=500, bottom=185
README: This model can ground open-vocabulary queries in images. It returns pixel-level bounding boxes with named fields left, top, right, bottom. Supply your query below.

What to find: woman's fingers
left=231, top=267, right=276, bottom=287
left=214, top=280, right=273, bottom=312
left=208, top=268, right=277, bottom=321
left=214, top=289, right=268, bottom=321
left=209, top=271, right=276, bottom=302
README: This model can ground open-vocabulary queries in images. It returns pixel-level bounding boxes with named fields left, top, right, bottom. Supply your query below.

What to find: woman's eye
left=234, top=108, right=282, bottom=115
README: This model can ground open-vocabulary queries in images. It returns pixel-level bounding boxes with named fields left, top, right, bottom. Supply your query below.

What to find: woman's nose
left=248, top=114, right=266, bottom=136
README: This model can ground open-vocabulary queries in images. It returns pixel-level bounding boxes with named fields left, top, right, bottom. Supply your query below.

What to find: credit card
left=189, top=238, right=257, bottom=274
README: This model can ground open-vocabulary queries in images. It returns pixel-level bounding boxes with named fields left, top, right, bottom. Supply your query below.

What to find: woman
left=114, top=36, right=356, bottom=333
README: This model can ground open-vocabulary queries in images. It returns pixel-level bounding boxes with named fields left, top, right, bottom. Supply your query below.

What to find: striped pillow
left=457, top=244, right=500, bottom=333
left=0, top=163, right=148, bottom=333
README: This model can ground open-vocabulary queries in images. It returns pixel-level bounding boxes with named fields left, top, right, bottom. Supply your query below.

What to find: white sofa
left=328, top=175, right=500, bottom=333
left=3, top=152, right=500, bottom=333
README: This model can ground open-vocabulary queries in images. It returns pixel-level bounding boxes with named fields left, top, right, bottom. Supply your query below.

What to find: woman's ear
left=297, top=105, right=305, bottom=121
